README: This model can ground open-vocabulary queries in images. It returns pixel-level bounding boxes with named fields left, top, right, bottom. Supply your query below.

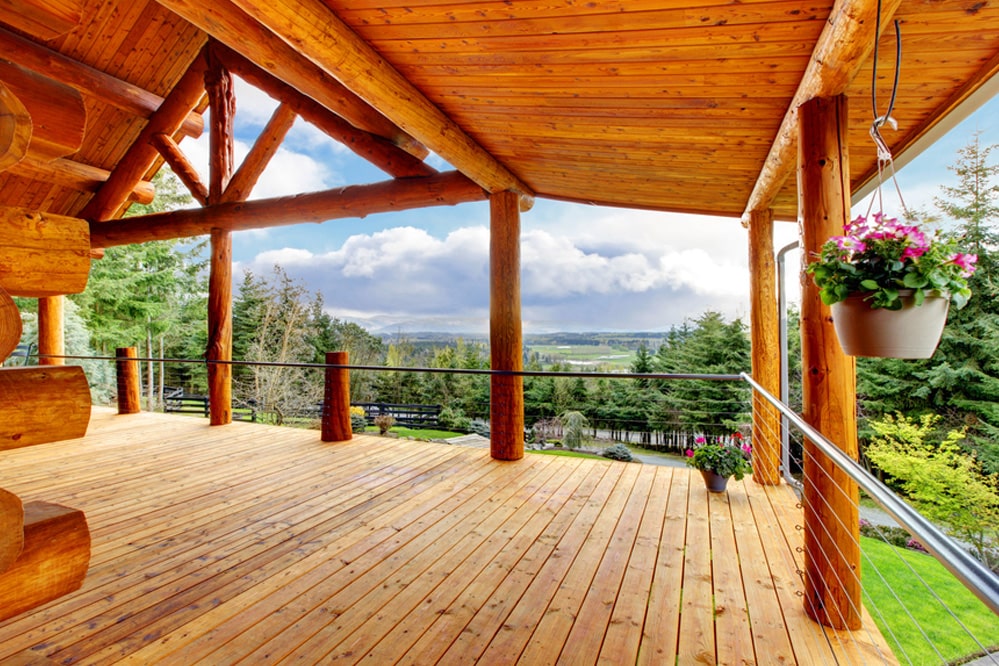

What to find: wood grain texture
left=0, top=366, right=91, bottom=450
left=0, top=81, right=31, bottom=173
left=115, top=346, right=141, bottom=414
left=0, top=409, right=894, bottom=664
left=0, top=60, right=85, bottom=163
left=321, top=351, right=352, bottom=443
left=0, top=285, right=21, bottom=364
left=748, top=209, right=782, bottom=485
left=0, top=487, right=24, bottom=573
left=489, top=190, right=524, bottom=461
left=0, top=206, right=90, bottom=297
left=0, top=501, right=90, bottom=623
left=4, top=156, right=155, bottom=205
left=797, top=94, right=861, bottom=631
left=89, top=171, right=488, bottom=248
left=0, top=0, right=82, bottom=41
left=36, top=296, right=64, bottom=366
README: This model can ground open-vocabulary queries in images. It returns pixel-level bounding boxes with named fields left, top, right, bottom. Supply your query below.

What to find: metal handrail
left=741, top=371, right=999, bottom=617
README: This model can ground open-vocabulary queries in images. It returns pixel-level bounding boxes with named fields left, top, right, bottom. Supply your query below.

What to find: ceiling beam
left=151, top=133, right=208, bottom=206
left=80, top=51, right=209, bottom=222
left=0, top=0, right=83, bottom=41
left=741, top=0, right=904, bottom=223
left=0, top=27, right=203, bottom=140
left=6, top=156, right=155, bottom=205
left=213, top=45, right=437, bottom=179
left=90, top=171, right=488, bottom=248
left=217, top=0, right=533, bottom=197
left=153, top=0, right=427, bottom=160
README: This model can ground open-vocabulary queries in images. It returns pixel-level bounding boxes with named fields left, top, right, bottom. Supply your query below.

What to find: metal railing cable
left=742, top=372, right=999, bottom=622
left=748, top=391, right=895, bottom=664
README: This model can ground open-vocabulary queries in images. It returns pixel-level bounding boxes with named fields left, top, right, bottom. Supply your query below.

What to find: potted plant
left=685, top=434, right=752, bottom=492
left=806, top=213, right=977, bottom=358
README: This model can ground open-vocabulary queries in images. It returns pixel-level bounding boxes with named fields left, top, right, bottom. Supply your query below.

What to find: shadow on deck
left=0, top=409, right=894, bottom=664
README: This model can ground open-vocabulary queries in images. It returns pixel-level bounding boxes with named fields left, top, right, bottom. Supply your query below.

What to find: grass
left=861, top=536, right=999, bottom=664
left=528, top=448, right=608, bottom=460
left=528, top=343, right=635, bottom=370
left=364, top=426, right=467, bottom=440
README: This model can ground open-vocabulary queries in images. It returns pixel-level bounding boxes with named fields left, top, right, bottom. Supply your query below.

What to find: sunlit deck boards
left=0, top=409, right=893, bottom=664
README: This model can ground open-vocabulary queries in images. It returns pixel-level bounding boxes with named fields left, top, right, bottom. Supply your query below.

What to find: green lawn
left=861, top=536, right=999, bottom=664
left=528, top=343, right=635, bottom=370
left=365, top=426, right=466, bottom=440
left=528, top=448, right=608, bottom=460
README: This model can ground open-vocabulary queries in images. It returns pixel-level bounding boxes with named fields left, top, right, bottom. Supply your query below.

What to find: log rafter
left=89, top=171, right=488, bottom=248
left=152, top=0, right=427, bottom=159
left=741, top=0, right=904, bottom=223
left=0, top=27, right=203, bottom=140
left=150, top=133, right=208, bottom=206
left=213, top=46, right=437, bottom=179
left=6, top=157, right=155, bottom=205
left=80, top=50, right=209, bottom=222
left=220, top=103, right=297, bottom=204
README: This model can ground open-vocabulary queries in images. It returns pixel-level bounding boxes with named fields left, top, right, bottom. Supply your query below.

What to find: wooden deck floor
left=0, top=409, right=895, bottom=665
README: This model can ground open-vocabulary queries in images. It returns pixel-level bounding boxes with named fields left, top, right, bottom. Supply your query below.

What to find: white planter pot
left=831, top=292, right=950, bottom=359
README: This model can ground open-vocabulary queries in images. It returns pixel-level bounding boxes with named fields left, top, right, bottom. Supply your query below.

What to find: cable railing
left=10, top=350, right=999, bottom=663
left=744, top=372, right=999, bottom=665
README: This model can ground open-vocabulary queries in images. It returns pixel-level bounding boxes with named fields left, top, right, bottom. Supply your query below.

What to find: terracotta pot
left=699, top=469, right=729, bottom=493
left=831, top=291, right=949, bottom=359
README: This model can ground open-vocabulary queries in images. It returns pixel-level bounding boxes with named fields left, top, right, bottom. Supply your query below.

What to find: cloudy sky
left=182, top=78, right=998, bottom=334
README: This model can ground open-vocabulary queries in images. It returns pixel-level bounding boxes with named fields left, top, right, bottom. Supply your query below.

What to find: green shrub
left=438, top=406, right=472, bottom=432
left=374, top=414, right=396, bottom=435
left=350, top=413, right=367, bottom=434
left=602, top=444, right=633, bottom=462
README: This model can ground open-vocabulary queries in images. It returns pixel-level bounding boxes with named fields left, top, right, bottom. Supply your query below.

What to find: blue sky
left=183, top=78, right=998, bottom=334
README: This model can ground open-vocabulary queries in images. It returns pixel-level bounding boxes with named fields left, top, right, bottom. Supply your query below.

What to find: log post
left=489, top=190, right=524, bottom=461
left=115, top=346, right=141, bottom=415
left=798, top=94, right=861, bottom=630
left=37, top=296, right=64, bottom=366
left=0, top=286, right=21, bottom=363
left=322, top=351, right=352, bottom=442
left=748, top=209, right=782, bottom=484
left=205, top=45, right=234, bottom=427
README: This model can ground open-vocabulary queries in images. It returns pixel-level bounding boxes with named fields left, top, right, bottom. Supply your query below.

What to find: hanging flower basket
left=831, top=290, right=949, bottom=358
left=807, top=214, right=976, bottom=359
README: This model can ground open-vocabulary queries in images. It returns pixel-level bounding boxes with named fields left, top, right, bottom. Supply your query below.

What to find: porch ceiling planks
left=0, top=409, right=895, bottom=664
left=0, top=0, right=997, bottom=223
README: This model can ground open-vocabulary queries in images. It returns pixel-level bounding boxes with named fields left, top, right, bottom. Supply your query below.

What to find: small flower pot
left=831, top=291, right=949, bottom=359
left=699, top=469, right=730, bottom=493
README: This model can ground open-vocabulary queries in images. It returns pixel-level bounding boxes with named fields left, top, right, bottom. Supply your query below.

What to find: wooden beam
left=151, top=133, right=208, bottom=206
left=0, top=501, right=90, bottom=622
left=741, top=0, right=904, bottom=222
left=205, top=46, right=235, bottom=427
left=0, top=366, right=91, bottom=450
left=80, top=51, right=208, bottom=222
left=0, top=59, right=85, bottom=163
left=748, top=209, right=782, bottom=485
left=220, top=103, right=297, bottom=204
left=0, top=286, right=20, bottom=364
left=0, top=27, right=203, bottom=140
left=90, top=171, right=488, bottom=248
left=153, top=0, right=427, bottom=159
left=37, top=296, right=64, bottom=366
left=0, top=488, right=22, bottom=573
left=798, top=95, right=861, bottom=631
left=0, top=206, right=90, bottom=297
left=0, top=81, right=31, bottom=173
left=6, top=156, right=155, bottom=205
left=489, top=190, right=525, bottom=461
left=0, top=0, right=82, bottom=40
left=225, top=0, right=532, bottom=197
left=115, top=347, right=141, bottom=415
left=213, top=46, right=437, bottom=179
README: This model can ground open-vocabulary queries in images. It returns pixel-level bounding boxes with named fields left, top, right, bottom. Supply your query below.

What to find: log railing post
left=37, top=296, right=64, bottom=366
left=748, top=209, right=782, bottom=485
left=322, top=351, right=352, bottom=442
left=798, top=94, right=861, bottom=630
left=489, top=190, right=524, bottom=461
left=115, top=346, right=141, bottom=415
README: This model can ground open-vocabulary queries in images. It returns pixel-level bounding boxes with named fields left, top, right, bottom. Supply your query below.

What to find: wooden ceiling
left=1, top=0, right=997, bottom=226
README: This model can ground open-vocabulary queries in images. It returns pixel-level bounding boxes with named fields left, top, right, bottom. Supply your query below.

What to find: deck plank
left=0, top=409, right=897, bottom=665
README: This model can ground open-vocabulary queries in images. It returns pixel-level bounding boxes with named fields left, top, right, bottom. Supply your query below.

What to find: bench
left=0, top=488, right=90, bottom=622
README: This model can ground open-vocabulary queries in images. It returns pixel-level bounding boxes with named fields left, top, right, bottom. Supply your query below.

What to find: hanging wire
left=866, top=0, right=909, bottom=220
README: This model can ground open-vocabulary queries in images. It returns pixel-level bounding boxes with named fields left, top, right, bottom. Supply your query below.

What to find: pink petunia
left=685, top=449, right=695, bottom=457
left=695, top=436, right=706, bottom=444
left=832, top=235, right=866, bottom=253
left=950, top=253, right=978, bottom=277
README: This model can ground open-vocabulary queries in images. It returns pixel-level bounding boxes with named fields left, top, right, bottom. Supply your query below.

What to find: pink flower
left=832, top=236, right=866, bottom=253
left=950, top=253, right=978, bottom=277
left=685, top=449, right=694, bottom=458
left=741, top=443, right=752, bottom=455
left=694, top=436, right=706, bottom=444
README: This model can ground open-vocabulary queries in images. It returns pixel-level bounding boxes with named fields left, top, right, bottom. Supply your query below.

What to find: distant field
left=529, top=344, right=636, bottom=370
